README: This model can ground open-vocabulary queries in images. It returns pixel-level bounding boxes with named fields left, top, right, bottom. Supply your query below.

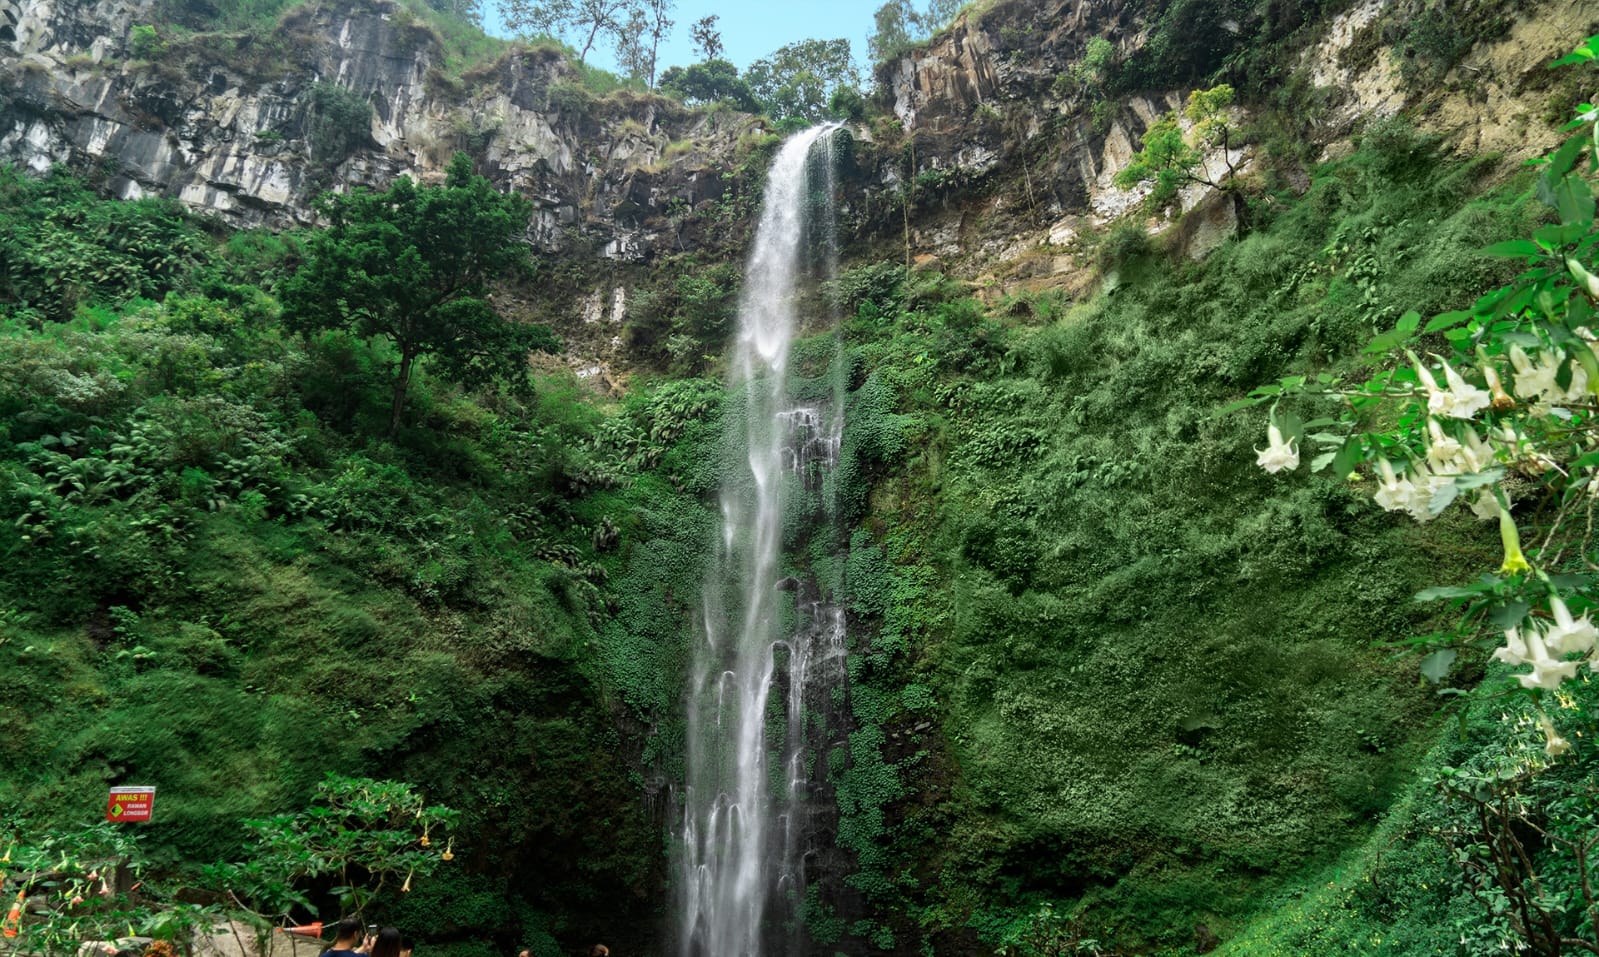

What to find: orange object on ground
left=2, top=890, right=23, bottom=938
left=278, top=923, right=323, bottom=938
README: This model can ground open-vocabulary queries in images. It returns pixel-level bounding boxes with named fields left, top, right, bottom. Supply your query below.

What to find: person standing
left=321, top=920, right=368, bottom=957
left=369, top=928, right=404, bottom=957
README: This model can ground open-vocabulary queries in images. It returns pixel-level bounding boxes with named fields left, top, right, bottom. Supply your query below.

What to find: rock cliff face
left=859, top=0, right=1595, bottom=295
left=0, top=0, right=759, bottom=259
left=3, top=0, right=1593, bottom=301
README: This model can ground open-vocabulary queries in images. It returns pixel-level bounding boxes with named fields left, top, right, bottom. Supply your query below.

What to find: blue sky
left=485, top=1, right=880, bottom=77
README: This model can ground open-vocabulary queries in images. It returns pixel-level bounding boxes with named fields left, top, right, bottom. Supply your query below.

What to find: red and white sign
left=106, top=786, right=155, bottom=823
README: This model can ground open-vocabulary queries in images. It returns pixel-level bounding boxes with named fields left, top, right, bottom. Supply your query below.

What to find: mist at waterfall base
left=675, top=123, right=855, bottom=957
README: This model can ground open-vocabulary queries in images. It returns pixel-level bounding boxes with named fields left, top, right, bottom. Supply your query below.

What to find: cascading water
left=678, top=124, right=846, bottom=957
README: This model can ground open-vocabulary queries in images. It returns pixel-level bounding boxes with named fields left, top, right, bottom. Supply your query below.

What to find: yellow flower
left=1498, top=508, right=1530, bottom=575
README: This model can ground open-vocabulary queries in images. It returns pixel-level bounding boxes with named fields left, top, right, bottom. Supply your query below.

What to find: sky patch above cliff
left=487, top=0, right=876, bottom=76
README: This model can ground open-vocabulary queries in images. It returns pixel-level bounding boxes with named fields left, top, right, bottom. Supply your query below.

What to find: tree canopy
left=744, top=38, right=860, bottom=124
left=659, top=58, right=758, bottom=111
left=866, top=0, right=962, bottom=64
left=281, top=153, right=558, bottom=436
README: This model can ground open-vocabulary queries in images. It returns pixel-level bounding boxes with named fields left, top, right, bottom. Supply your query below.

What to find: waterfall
left=678, top=123, right=845, bottom=957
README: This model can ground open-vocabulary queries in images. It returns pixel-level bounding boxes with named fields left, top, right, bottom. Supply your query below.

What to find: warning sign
left=106, top=786, right=155, bottom=823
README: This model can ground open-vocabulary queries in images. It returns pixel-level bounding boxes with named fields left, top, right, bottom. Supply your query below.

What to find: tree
left=914, top=0, right=961, bottom=33
left=422, top=0, right=482, bottom=26
left=614, top=0, right=673, bottom=87
left=1063, top=35, right=1114, bottom=96
left=690, top=13, right=722, bottom=61
left=745, top=38, right=860, bottom=124
left=660, top=58, right=758, bottom=111
left=282, top=153, right=558, bottom=436
left=497, top=0, right=630, bottom=64
left=1112, top=84, right=1237, bottom=208
left=867, top=0, right=962, bottom=64
left=205, top=776, right=459, bottom=921
left=868, top=0, right=913, bottom=64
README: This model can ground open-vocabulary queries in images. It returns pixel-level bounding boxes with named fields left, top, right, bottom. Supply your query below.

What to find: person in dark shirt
left=321, top=920, right=369, bottom=957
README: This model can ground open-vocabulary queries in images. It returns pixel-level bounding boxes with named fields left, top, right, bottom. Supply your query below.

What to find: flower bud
left=1569, top=256, right=1599, bottom=301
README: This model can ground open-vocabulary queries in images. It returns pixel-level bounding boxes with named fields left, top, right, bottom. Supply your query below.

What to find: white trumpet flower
left=1435, top=356, right=1492, bottom=419
left=1426, top=419, right=1463, bottom=471
left=1515, top=628, right=1580, bottom=691
left=1544, top=595, right=1598, bottom=657
left=1255, top=421, right=1299, bottom=473
left=1470, top=487, right=1501, bottom=522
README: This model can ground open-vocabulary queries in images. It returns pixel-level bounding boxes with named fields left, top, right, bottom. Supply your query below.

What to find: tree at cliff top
left=498, top=0, right=630, bottom=64
left=689, top=13, right=721, bottom=60
left=745, top=38, right=859, bottom=124
left=612, top=0, right=674, bottom=87
left=282, top=153, right=557, bottom=436
left=866, top=0, right=962, bottom=64
left=659, top=58, right=758, bottom=111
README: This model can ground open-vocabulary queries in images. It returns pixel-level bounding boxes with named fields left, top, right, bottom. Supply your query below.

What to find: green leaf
left=1415, top=585, right=1482, bottom=602
left=1454, top=468, right=1505, bottom=490
left=1481, top=240, right=1543, bottom=259
left=1550, top=36, right=1599, bottom=68
left=1214, top=396, right=1267, bottom=417
left=1364, top=327, right=1411, bottom=354
left=1420, top=648, right=1457, bottom=685
left=1332, top=435, right=1365, bottom=477
left=1489, top=601, right=1531, bottom=630
left=1422, top=310, right=1472, bottom=334
left=1543, top=131, right=1590, bottom=187
left=1553, top=175, right=1596, bottom=227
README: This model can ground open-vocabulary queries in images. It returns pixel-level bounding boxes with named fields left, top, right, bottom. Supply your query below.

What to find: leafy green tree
left=867, top=0, right=962, bottom=64
left=745, top=38, right=860, bottom=124
left=204, top=776, right=459, bottom=921
left=659, top=58, right=758, bottom=111
left=282, top=153, right=558, bottom=436
left=1063, top=35, right=1113, bottom=95
left=867, top=1, right=913, bottom=64
left=1113, top=84, right=1237, bottom=208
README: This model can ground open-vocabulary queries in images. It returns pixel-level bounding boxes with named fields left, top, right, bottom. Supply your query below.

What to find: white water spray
left=678, top=123, right=842, bottom=957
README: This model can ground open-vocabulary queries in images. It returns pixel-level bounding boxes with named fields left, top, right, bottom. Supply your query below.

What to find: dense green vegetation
left=0, top=162, right=717, bottom=955
left=812, top=114, right=1599, bottom=953
left=9, top=0, right=1599, bottom=952
left=7, top=112, right=1598, bottom=957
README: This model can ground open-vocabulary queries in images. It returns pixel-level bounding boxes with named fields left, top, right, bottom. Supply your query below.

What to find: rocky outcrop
left=0, top=0, right=760, bottom=259
left=860, top=0, right=1592, bottom=296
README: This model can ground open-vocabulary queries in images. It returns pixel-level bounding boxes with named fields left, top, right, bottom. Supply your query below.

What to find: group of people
left=321, top=919, right=609, bottom=957
left=320, top=920, right=411, bottom=957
